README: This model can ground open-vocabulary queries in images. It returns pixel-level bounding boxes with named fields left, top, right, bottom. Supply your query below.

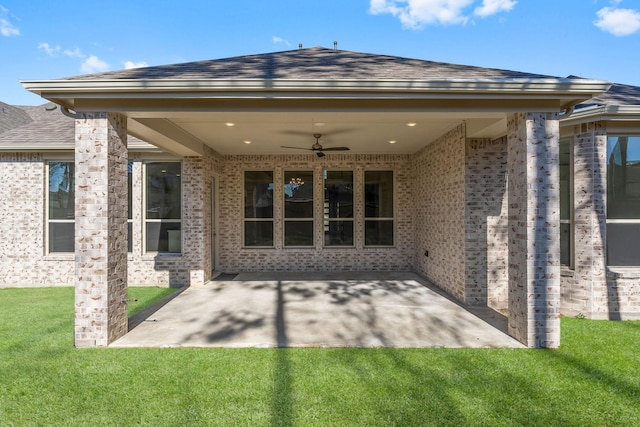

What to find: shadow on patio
left=111, top=272, right=523, bottom=348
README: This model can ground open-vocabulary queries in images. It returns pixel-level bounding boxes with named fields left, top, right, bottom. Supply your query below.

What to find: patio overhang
left=21, top=77, right=611, bottom=158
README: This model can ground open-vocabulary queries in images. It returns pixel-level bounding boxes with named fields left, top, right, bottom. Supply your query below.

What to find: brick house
left=1, top=47, right=637, bottom=348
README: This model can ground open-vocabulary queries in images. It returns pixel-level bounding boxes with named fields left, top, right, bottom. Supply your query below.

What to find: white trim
left=21, top=78, right=611, bottom=96
left=561, top=105, right=640, bottom=126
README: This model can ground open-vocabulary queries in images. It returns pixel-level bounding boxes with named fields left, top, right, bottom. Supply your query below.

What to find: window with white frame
left=364, top=170, right=394, bottom=246
left=244, top=171, right=274, bottom=247
left=559, top=139, right=572, bottom=266
left=606, top=136, right=640, bottom=266
left=324, top=170, right=354, bottom=246
left=145, top=162, right=182, bottom=253
left=47, top=161, right=75, bottom=253
left=284, top=170, right=314, bottom=247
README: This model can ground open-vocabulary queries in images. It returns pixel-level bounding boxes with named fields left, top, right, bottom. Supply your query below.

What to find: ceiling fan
left=281, top=134, right=350, bottom=158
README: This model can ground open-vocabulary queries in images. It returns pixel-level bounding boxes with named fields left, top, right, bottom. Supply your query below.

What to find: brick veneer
left=74, top=113, right=128, bottom=347
left=0, top=153, right=75, bottom=286
left=465, top=137, right=509, bottom=309
left=561, top=122, right=640, bottom=319
left=216, top=154, right=414, bottom=272
left=412, top=124, right=466, bottom=301
left=507, top=112, right=561, bottom=348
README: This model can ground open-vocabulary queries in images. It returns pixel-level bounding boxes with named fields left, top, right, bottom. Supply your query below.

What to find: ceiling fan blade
left=280, top=146, right=313, bottom=151
left=319, top=147, right=350, bottom=151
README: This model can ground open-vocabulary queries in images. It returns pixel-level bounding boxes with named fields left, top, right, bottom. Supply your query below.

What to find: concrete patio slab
left=111, top=272, right=524, bottom=348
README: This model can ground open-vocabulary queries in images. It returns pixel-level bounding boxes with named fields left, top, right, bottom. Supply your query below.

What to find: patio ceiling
left=125, top=110, right=507, bottom=156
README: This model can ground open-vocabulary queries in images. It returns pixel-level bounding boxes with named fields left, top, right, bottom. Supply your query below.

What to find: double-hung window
left=244, top=171, right=274, bottom=247
left=324, top=170, right=354, bottom=246
left=606, top=136, right=640, bottom=266
left=145, top=162, right=182, bottom=253
left=364, top=171, right=394, bottom=246
left=284, top=170, right=314, bottom=246
left=47, top=161, right=75, bottom=253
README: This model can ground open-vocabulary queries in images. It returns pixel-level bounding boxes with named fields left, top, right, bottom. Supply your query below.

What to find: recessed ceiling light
left=314, top=122, right=326, bottom=127
left=389, top=140, right=397, bottom=144
left=406, top=122, right=417, bottom=127
left=225, top=122, right=235, bottom=127
left=244, top=140, right=252, bottom=144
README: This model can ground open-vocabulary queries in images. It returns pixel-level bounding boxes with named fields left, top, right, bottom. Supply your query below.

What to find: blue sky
left=1, top=0, right=639, bottom=105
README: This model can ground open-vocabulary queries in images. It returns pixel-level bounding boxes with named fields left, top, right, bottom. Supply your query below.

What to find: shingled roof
left=63, top=46, right=558, bottom=81
left=0, top=102, right=33, bottom=134
left=0, top=103, right=152, bottom=150
left=578, top=82, right=640, bottom=107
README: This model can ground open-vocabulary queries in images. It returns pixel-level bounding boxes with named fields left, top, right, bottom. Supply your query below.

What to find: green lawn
left=1, top=288, right=639, bottom=426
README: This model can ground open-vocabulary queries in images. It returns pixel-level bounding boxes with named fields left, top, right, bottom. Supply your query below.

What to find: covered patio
left=112, top=272, right=523, bottom=348
left=21, top=47, right=611, bottom=348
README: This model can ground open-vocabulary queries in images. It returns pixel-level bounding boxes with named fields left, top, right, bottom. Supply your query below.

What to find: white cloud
left=124, top=60, right=148, bottom=69
left=594, top=6, right=640, bottom=36
left=63, top=48, right=84, bottom=58
left=473, top=0, right=516, bottom=18
left=0, top=6, right=19, bottom=36
left=38, top=42, right=114, bottom=73
left=272, top=36, right=291, bottom=46
left=81, top=55, right=110, bottom=73
left=39, top=43, right=85, bottom=58
left=369, top=0, right=514, bottom=28
left=38, top=42, right=61, bottom=56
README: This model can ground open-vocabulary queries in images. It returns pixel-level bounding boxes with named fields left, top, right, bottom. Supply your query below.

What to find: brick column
left=507, top=112, right=561, bottom=348
left=572, top=123, right=608, bottom=317
left=183, top=156, right=208, bottom=286
left=74, top=112, right=128, bottom=347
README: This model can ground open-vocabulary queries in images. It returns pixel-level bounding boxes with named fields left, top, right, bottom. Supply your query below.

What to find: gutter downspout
left=559, top=105, right=575, bottom=119
left=61, top=106, right=85, bottom=119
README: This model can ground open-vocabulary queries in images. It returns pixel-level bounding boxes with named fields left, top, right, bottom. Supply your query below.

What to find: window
left=324, top=170, right=353, bottom=246
left=244, top=171, right=274, bottom=247
left=145, top=162, right=181, bottom=253
left=559, top=139, right=572, bottom=266
left=284, top=171, right=314, bottom=246
left=128, top=161, right=133, bottom=253
left=607, top=136, right=640, bottom=266
left=47, top=161, right=74, bottom=253
left=364, top=171, right=394, bottom=246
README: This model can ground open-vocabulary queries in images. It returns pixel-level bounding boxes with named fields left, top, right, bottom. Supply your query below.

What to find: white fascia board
left=0, top=144, right=73, bottom=151
left=561, top=105, right=640, bottom=125
left=21, top=78, right=611, bottom=98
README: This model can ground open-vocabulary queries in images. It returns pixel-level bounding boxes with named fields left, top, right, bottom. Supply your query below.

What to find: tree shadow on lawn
left=312, top=347, right=639, bottom=426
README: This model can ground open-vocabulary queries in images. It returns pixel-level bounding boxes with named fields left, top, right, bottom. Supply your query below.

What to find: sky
left=1, top=0, right=640, bottom=106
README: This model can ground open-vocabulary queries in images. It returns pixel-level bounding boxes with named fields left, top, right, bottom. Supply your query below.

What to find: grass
left=1, top=288, right=639, bottom=426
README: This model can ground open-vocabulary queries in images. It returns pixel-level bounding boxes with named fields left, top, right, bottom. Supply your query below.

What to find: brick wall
left=217, top=154, right=414, bottom=272
left=412, top=124, right=466, bottom=301
left=0, top=152, right=74, bottom=287
left=561, top=122, right=640, bottom=319
left=465, top=137, right=509, bottom=308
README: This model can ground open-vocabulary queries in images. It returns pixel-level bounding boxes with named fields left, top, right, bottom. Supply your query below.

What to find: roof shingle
left=62, top=46, right=558, bottom=81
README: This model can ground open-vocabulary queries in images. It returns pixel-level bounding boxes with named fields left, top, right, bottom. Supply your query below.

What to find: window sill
left=141, top=253, right=183, bottom=261
left=607, top=268, right=640, bottom=279
left=44, top=254, right=74, bottom=261
left=560, top=266, right=575, bottom=278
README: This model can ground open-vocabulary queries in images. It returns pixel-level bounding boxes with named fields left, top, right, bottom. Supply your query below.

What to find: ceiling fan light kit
left=281, top=133, right=350, bottom=158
